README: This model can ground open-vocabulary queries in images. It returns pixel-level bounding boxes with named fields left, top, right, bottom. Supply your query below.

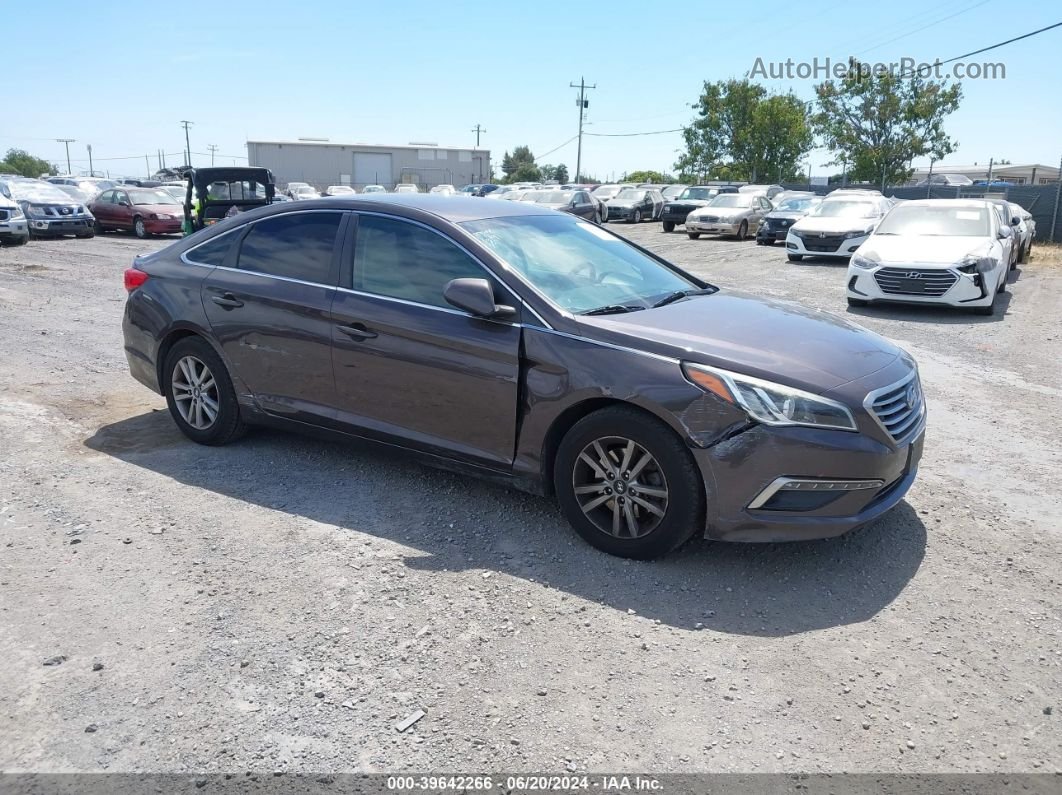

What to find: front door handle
left=336, top=323, right=378, bottom=341
left=211, top=293, right=244, bottom=309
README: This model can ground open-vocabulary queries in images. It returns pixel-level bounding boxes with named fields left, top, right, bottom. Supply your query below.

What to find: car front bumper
left=692, top=359, right=925, bottom=542
left=687, top=218, right=742, bottom=235
left=756, top=225, right=790, bottom=242
left=786, top=232, right=868, bottom=258
left=144, top=218, right=183, bottom=234
left=27, top=217, right=94, bottom=235
left=0, top=218, right=29, bottom=239
left=846, top=262, right=1001, bottom=308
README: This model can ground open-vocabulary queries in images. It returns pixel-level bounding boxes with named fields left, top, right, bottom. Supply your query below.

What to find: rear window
left=237, top=212, right=343, bottom=283
left=185, top=231, right=238, bottom=267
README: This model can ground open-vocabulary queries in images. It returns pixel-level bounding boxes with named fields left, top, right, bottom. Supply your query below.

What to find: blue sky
left=5, top=0, right=1060, bottom=179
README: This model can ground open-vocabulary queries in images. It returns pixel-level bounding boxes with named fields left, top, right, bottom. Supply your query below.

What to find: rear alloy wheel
left=133, top=217, right=148, bottom=239
left=554, top=407, right=704, bottom=559
left=631, top=209, right=642, bottom=224
left=163, top=337, right=246, bottom=445
left=662, top=221, right=675, bottom=233
left=688, top=232, right=700, bottom=240
left=736, top=220, right=748, bottom=240
left=787, top=254, right=803, bottom=262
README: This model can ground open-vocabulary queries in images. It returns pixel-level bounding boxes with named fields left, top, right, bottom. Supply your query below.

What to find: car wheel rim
left=171, top=355, right=219, bottom=430
left=572, top=436, right=669, bottom=539
left=136, top=220, right=144, bottom=236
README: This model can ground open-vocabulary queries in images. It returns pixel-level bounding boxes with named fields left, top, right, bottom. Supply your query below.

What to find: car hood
left=607, top=198, right=645, bottom=207
left=578, top=290, right=902, bottom=393
left=860, top=234, right=993, bottom=264
left=666, top=199, right=712, bottom=208
left=764, top=210, right=805, bottom=222
left=792, top=216, right=877, bottom=234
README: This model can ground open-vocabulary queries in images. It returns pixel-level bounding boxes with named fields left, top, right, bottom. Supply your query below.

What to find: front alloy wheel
left=572, top=437, right=669, bottom=539
left=134, top=217, right=148, bottom=238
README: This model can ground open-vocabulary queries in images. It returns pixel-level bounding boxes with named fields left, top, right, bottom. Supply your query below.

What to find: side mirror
left=444, top=278, right=515, bottom=319
left=119, top=199, right=130, bottom=206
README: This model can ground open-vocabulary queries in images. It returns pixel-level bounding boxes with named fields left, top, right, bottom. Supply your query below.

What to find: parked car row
left=0, top=176, right=95, bottom=241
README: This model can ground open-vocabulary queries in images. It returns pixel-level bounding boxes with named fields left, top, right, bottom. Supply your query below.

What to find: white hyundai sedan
left=845, top=199, right=1014, bottom=317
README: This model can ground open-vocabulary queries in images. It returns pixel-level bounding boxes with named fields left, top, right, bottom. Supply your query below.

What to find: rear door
left=200, top=209, right=347, bottom=423
left=330, top=213, right=522, bottom=469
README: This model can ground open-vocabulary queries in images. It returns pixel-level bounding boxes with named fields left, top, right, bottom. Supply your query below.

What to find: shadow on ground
left=86, top=411, right=926, bottom=637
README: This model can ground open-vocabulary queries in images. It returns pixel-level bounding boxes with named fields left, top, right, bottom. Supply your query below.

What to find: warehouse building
left=246, top=140, right=491, bottom=192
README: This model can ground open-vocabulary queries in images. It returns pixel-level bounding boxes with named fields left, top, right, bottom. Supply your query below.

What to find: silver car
left=686, top=193, right=773, bottom=240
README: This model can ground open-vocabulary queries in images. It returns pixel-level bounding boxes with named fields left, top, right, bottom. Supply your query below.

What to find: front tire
left=554, top=407, right=704, bottom=560
left=133, top=217, right=149, bottom=239
left=631, top=209, right=642, bottom=224
left=662, top=221, right=675, bottom=233
left=688, top=232, right=700, bottom=240
left=736, top=220, right=748, bottom=240
left=163, top=337, right=246, bottom=446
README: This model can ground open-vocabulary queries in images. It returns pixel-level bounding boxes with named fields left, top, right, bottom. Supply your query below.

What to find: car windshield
left=592, top=186, right=621, bottom=198
left=129, top=189, right=178, bottom=205
left=461, top=215, right=700, bottom=314
left=677, top=187, right=715, bottom=201
left=537, top=191, right=569, bottom=203
left=775, top=197, right=819, bottom=212
left=5, top=180, right=74, bottom=203
left=810, top=200, right=876, bottom=218
left=874, top=204, right=992, bottom=236
left=295, top=186, right=316, bottom=194
left=161, top=186, right=185, bottom=200
left=614, top=189, right=646, bottom=201
left=708, top=194, right=750, bottom=208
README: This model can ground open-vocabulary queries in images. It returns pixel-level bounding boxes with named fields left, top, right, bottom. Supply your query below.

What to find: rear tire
left=688, top=232, right=700, bottom=240
left=662, top=221, right=675, bottom=233
left=163, top=337, right=246, bottom=446
left=787, top=254, right=803, bottom=262
left=553, top=407, right=705, bottom=560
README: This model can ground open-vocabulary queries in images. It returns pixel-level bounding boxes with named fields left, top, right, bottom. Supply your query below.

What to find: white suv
left=845, top=199, right=1013, bottom=317
left=786, top=191, right=892, bottom=261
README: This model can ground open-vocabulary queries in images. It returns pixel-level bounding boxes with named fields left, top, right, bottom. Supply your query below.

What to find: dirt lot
left=0, top=223, right=1059, bottom=775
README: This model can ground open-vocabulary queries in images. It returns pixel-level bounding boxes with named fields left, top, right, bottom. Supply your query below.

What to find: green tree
left=676, top=80, right=812, bottom=183
left=540, top=164, right=557, bottom=181
left=501, top=145, right=536, bottom=181
left=621, top=170, right=673, bottom=184
left=813, top=58, right=962, bottom=188
left=0, top=148, right=56, bottom=178
left=510, top=162, right=542, bottom=182
left=554, top=163, right=569, bottom=184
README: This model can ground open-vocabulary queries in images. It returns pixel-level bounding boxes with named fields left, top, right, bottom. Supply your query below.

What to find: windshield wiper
left=650, top=288, right=714, bottom=308
left=580, top=304, right=644, bottom=316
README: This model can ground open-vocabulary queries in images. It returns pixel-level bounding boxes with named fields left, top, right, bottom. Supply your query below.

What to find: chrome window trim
left=334, top=286, right=520, bottom=328
left=179, top=226, right=246, bottom=268
left=862, top=368, right=926, bottom=447
left=351, top=209, right=553, bottom=329
left=747, top=477, right=886, bottom=511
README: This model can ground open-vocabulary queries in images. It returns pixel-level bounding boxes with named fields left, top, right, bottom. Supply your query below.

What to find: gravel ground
left=0, top=223, right=1059, bottom=775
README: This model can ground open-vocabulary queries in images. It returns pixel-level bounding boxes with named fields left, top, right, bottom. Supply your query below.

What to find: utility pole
left=56, top=139, right=75, bottom=175
left=87, top=144, right=94, bottom=177
left=1050, top=152, right=1062, bottom=242
left=569, top=77, right=596, bottom=182
left=145, top=154, right=151, bottom=176
left=180, top=120, right=194, bottom=167
left=207, top=144, right=219, bottom=166
left=471, top=124, right=486, bottom=148
left=986, top=157, right=994, bottom=185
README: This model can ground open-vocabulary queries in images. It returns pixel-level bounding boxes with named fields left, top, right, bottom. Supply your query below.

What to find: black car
left=122, top=195, right=924, bottom=560
left=660, top=186, right=738, bottom=232
left=755, top=193, right=823, bottom=245
left=605, top=188, right=664, bottom=223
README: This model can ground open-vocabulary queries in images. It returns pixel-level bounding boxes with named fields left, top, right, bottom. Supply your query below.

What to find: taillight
left=124, top=268, right=149, bottom=292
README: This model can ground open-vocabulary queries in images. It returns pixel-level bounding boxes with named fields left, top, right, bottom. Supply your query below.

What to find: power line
left=534, top=135, right=579, bottom=161
left=584, top=128, right=683, bottom=137
left=856, top=0, right=985, bottom=56
left=909, top=21, right=1062, bottom=74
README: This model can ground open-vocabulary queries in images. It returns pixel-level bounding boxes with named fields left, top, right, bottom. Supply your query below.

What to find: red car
left=89, top=187, right=183, bottom=238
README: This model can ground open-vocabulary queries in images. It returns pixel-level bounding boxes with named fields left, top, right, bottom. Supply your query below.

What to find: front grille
left=874, top=267, right=957, bottom=296
left=800, top=233, right=844, bottom=252
left=700, top=215, right=719, bottom=223
left=866, top=374, right=924, bottom=445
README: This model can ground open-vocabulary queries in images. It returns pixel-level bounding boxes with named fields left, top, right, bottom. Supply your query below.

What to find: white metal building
left=246, top=140, right=492, bottom=191
left=909, top=162, right=1060, bottom=186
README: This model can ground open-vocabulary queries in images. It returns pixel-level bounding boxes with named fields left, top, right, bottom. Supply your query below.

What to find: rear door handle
left=336, top=323, right=378, bottom=341
left=210, top=293, right=244, bottom=309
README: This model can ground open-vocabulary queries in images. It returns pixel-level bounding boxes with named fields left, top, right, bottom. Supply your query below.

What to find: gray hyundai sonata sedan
left=122, top=195, right=925, bottom=559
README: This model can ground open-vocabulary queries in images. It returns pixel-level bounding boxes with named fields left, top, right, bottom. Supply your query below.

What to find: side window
left=237, top=212, right=343, bottom=283
left=97, top=190, right=113, bottom=204
left=354, top=215, right=488, bottom=308
left=115, top=191, right=128, bottom=205
left=185, top=231, right=238, bottom=267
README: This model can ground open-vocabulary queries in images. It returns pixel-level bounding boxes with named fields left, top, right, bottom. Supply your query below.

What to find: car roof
left=891, top=198, right=998, bottom=209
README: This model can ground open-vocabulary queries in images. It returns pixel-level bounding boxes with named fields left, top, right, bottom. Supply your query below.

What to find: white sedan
left=846, top=199, right=1014, bottom=317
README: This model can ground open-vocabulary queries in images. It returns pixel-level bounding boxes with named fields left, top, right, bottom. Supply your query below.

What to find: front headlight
left=850, top=253, right=877, bottom=270
left=844, top=228, right=872, bottom=239
left=155, top=213, right=174, bottom=220
left=956, top=254, right=992, bottom=274
left=26, top=205, right=48, bottom=218
left=682, top=363, right=858, bottom=431
left=11, top=207, right=25, bottom=220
